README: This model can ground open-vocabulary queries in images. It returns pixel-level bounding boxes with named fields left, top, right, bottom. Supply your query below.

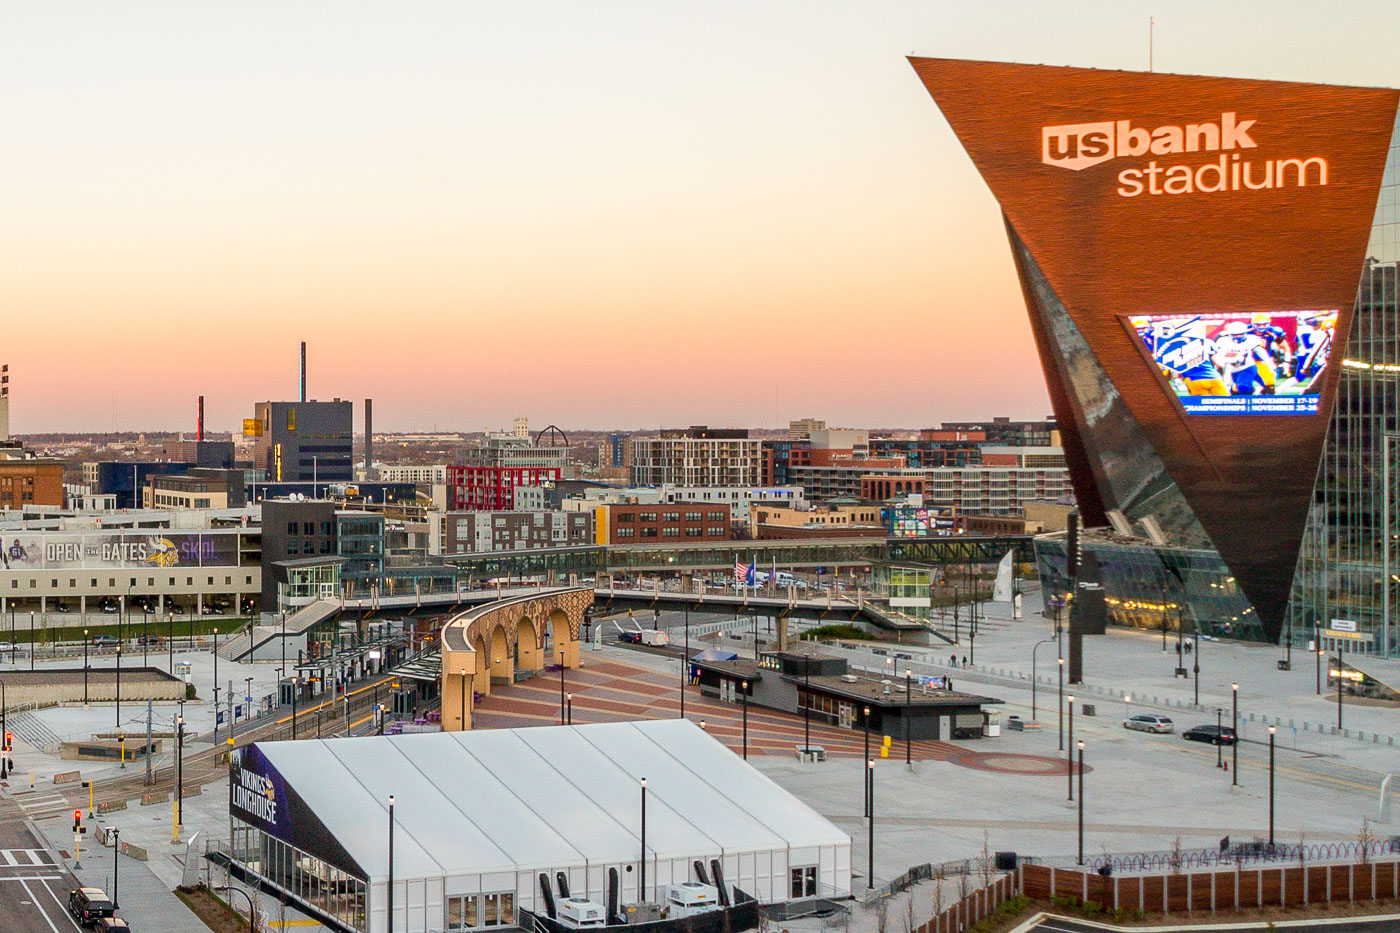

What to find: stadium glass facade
left=1290, top=115, right=1400, bottom=656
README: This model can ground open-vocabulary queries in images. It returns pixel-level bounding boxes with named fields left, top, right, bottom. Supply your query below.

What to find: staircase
left=216, top=599, right=340, bottom=662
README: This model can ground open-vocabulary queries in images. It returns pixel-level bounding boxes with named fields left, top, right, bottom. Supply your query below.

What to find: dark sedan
left=1183, top=724, right=1237, bottom=746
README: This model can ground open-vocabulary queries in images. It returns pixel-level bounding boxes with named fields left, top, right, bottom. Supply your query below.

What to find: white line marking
left=18, top=877, right=63, bottom=933
left=38, top=875, right=86, bottom=931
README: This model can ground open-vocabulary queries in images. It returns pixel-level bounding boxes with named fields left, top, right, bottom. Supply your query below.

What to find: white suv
left=1123, top=714, right=1174, bottom=734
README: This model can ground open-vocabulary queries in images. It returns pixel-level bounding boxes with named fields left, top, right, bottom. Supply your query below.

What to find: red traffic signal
left=72, top=810, right=82, bottom=832
left=3, top=731, right=11, bottom=750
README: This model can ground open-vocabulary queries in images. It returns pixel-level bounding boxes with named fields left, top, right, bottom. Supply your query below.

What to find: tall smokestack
left=364, top=399, right=375, bottom=480
left=197, top=396, right=204, bottom=442
left=300, top=341, right=307, bottom=402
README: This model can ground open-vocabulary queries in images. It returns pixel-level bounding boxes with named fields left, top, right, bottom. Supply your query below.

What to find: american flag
left=733, top=559, right=753, bottom=585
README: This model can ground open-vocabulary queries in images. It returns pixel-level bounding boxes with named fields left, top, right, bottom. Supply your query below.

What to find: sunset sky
left=7, top=1, right=1400, bottom=433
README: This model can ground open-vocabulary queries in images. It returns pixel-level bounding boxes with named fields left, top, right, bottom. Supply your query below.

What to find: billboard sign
left=887, top=507, right=957, bottom=538
left=0, top=531, right=241, bottom=571
left=1127, top=310, right=1337, bottom=415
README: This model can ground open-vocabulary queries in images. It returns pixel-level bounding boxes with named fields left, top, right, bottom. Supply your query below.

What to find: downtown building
left=914, top=57, right=1400, bottom=654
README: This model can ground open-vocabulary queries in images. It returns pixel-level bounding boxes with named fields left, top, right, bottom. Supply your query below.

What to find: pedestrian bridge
left=438, top=586, right=594, bottom=732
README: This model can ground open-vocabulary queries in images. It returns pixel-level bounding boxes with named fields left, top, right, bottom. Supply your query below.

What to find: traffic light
left=3, top=731, right=11, bottom=751
left=72, top=810, right=81, bottom=833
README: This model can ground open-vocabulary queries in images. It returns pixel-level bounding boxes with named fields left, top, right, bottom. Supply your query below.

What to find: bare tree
left=875, top=895, right=889, bottom=933
left=1170, top=836, right=1184, bottom=874
left=979, top=831, right=992, bottom=887
left=1359, top=818, right=1375, bottom=866
left=902, top=891, right=915, bottom=933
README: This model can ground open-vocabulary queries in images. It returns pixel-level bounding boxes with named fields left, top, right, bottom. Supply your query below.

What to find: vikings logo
left=144, top=537, right=181, bottom=568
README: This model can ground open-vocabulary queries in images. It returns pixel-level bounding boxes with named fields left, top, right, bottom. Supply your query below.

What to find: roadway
left=1021, top=915, right=1400, bottom=932
left=0, top=792, right=83, bottom=933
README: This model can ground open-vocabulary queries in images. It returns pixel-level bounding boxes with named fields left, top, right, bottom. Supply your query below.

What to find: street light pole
left=866, top=758, right=875, bottom=889
left=904, top=670, right=913, bottom=766
left=83, top=631, right=89, bottom=706
left=1231, top=683, right=1239, bottom=786
left=740, top=681, right=748, bottom=760
left=115, top=645, right=123, bottom=730
left=176, top=715, right=185, bottom=829
left=1337, top=645, right=1344, bottom=729
left=1077, top=741, right=1085, bottom=865
left=639, top=778, right=648, bottom=903
left=112, top=827, right=121, bottom=908
left=863, top=706, right=871, bottom=818
left=1057, top=657, right=1065, bottom=751
left=1067, top=695, right=1075, bottom=801
left=681, top=605, right=688, bottom=719
left=559, top=650, right=566, bottom=724
left=1268, top=725, right=1276, bottom=847
left=387, top=795, right=395, bottom=933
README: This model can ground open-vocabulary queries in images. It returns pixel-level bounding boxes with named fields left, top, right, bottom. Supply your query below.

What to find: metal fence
left=1081, top=837, right=1400, bottom=874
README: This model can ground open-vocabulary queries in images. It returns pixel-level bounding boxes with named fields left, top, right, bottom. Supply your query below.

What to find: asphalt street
left=0, top=792, right=84, bottom=933
left=1023, top=914, right=1400, bottom=932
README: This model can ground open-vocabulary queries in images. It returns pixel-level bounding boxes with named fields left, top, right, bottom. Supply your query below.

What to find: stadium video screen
left=1127, top=310, right=1339, bottom=415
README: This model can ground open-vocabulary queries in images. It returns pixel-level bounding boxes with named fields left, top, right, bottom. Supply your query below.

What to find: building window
left=641, top=528, right=658, bottom=538
left=639, top=512, right=657, bottom=522
left=663, top=527, right=680, bottom=537
left=685, top=527, right=702, bottom=537
left=708, top=511, right=725, bottom=521
left=685, top=512, right=702, bottom=522
left=287, top=522, right=298, bottom=535
left=790, top=866, right=817, bottom=898
left=616, top=527, right=635, bottom=538
left=707, top=527, right=725, bottom=536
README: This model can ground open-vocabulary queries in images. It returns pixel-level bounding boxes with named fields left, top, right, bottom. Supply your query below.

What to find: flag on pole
left=733, top=559, right=755, bottom=586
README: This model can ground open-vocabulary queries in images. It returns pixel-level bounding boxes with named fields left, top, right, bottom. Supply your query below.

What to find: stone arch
left=517, top=616, right=543, bottom=672
left=549, top=608, right=577, bottom=668
left=474, top=634, right=489, bottom=696
left=489, top=624, right=512, bottom=684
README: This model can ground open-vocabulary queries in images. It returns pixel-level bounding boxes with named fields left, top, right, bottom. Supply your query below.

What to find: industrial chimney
left=197, top=395, right=204, bottom=442
left=300, top=341, right=307, bottom=402
left=364, top=398, right=376, bottom=480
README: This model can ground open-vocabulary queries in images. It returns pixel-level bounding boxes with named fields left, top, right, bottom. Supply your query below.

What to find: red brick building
left=445, top=466, right=560, bottom=511
left=0, top=459, right=63, bottom=508
left=594, top=502, right=731, bottom=544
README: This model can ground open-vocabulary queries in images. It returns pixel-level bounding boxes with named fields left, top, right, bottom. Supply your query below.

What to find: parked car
left=200, top=604, right=224, bottom=615
left=92, top=634, right=119, bottom=648
left=134, top=635, right=161, bottom=648
left=97, top=918, right=132, bottom=931
left=99, top=601, right=118, bottom=614
left=1123, top=714, right=1174, bottom=733
left=167, top=601, right=185, bottom=615
left=54, top=601, right=71, bottom=613
left=68, top=887, right=116, bottom=926
left=0, top=641, right=14, bottom=657
left=1183, top=724, right=1237, bottom=746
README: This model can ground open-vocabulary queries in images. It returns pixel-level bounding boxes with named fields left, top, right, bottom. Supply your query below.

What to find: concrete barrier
left=96, top=799, right=127, bottom=814
left=118, top=841, right=149, bottom=862
left=139, top=792, right=168, bottom=807
left=53, top=770, right=81, bottom=785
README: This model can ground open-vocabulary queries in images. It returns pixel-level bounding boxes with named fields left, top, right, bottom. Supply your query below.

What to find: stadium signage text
left=231, top=764, right=278, bottom=824
left=1040, top=112, right=1328, bottom=198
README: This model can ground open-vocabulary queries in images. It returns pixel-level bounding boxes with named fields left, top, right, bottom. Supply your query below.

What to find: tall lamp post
left=83, top=630, right=90, bottom=707
left=866, top=758, right=875, bottom=889
left=112, top=827, right=121, bottom=908
left=1316, top=643, right=1324, bottom=696
left=1066, top=694, right=1075, bottom=802
left=115, top=645, right=123, bottom=730
left=863, top=706, right=871, bottom=818
left=802, top=659, right=811, bottom=755
left=1076, top=740, right=1085, bottom=866
left=175, top=715, right=185, bottom=830
left=639, top=778, right=648, bottom=903
left=1268, top=725, right=1277, bottom=847
left=387, top=795, right=395, bottom=933
left=1, top=678, right=8, bottom=779
left=1336, top=645, right=1344, bottom=728
left=681, top=605, right=688, bottom=718
left=904, top=670, right=913, bottom=766
left=1231, top=683, right=1239, bottom=786
left=740, top=680, right=748, bottom=760
left=1057, top=657, right=1065, bottom=751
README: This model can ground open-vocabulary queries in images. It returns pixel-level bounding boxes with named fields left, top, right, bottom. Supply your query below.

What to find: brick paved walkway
left=473, top=658, right=1076, bottom=774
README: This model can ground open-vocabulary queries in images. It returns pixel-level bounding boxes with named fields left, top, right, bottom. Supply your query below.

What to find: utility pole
left=143, top=700, right=153, bottom=786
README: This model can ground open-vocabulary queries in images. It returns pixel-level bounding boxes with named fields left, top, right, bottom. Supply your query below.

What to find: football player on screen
left=1153, top=318, right=1229, bottom=396
left=1214, top=321, right=1277, bottom=395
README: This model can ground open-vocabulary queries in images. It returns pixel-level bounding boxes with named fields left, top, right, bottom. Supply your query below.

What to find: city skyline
left=9, top=1, right=1400, bottom=432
